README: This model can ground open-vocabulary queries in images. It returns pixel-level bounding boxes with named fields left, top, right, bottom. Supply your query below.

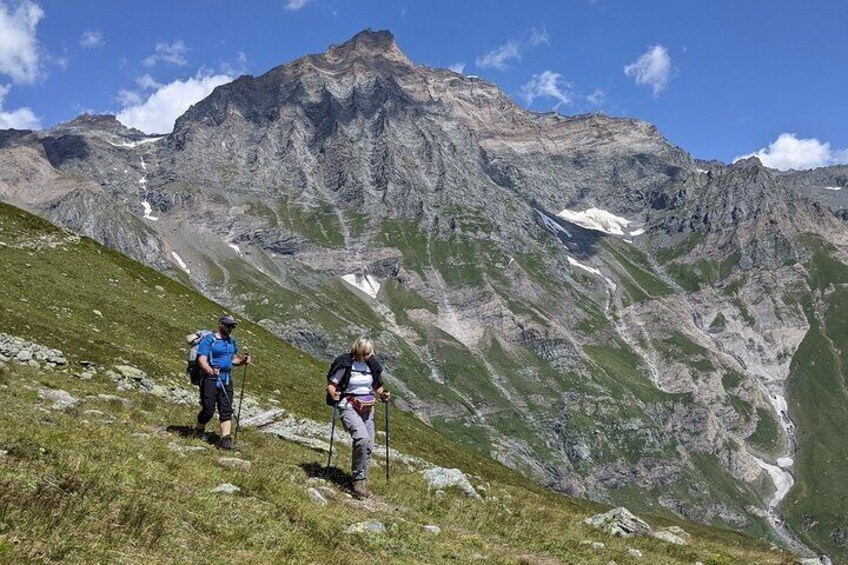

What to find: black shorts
left=197, top=376, right=234, bottom=423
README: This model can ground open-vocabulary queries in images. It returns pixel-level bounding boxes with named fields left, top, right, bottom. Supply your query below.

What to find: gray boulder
left=241, top=408, right=286, bottom=428
left=97, top=394, right=132, bottom=407
left=583, top=507, right=652, bottom=538
left=421, top=467, right=481, bottom=499
left=114, top=365, right=146, bottom=380
left=652, top=530, right=687, bottom=545
left=15, top=350, right=32, bottom=362
left=307, top=487, right=328, bottom=506
left=39, top=388, right=80, bottom=410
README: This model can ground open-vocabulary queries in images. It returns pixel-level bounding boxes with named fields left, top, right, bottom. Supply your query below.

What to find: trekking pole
left=384, top=398, right=390, bottom=483
left=326, top=405, right=338, bottom=477
left=233, top=350, right=249, bottom=444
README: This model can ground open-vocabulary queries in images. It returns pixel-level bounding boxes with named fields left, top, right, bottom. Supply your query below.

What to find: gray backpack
left=185, top=330, right=214, bottom=385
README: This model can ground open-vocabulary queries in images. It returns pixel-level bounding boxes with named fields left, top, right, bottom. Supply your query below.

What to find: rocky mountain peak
left=323, top=29, right=411, bottom=66
left=50, top=114, right=143, bottom=137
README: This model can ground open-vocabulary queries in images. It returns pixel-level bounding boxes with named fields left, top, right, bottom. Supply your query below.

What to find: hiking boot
left=352, top=479, right=370, bottom=499
left=193, top=427, right=207, bottom=440
left=217, top=435, right=235, bottom=450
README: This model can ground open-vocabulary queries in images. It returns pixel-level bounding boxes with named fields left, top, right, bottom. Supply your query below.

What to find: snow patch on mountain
left=171, top=252, right=190, bottom=274
left=537, top=210, right=572, bottom=238
left=228, top=243, right=242, bottom=255
left=567, top=256, right=602, bottom=276
left=824, top=186, right=842, bottom=191
left=629, top=228, right=646, bottom=237
left=557, top=207, right=632, bottom=236
left=107, top=136, right=164, bottom=149
left=342, top=273, right=381, bottom=299
left=567, top=256, right=617, bottom=292
left=753, top=456, right=794, bottom=510
left=141, top=201, right=158, bottom=221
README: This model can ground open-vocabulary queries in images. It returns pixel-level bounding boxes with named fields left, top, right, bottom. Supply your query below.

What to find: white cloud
left=217, top=50, right=250, bottom=77
left=476, top=40, right=521, bottom=71
left=475, top=27, right=552, bottom=72
left=117, top=88, right=142, bottom=107
left=529, top=27, right=550, bottom=47
left=143, top=40, right=189, bottom=67
left=520, top=70, right=572, bottom=107
left=0, top=83, right=40, bottom=129
left=116, top=72, right=232, bottom=134
left=735, top=133, right=848, bottom=171
left=285, top=0, right=312, bottom=10
left=0, top=0, right=44, bottom=83
left=80, top=30, right=104, bottom=49
left=135, top=73, right=162, bottom=90
left=624, top=44, right=671, bottom=97
left=587, top=88, right=606, bottom=106
left=448, top=62, right=465, bottom=74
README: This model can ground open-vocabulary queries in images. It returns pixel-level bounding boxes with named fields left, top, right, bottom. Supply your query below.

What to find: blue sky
left=1, top=0, right=846, bottom=169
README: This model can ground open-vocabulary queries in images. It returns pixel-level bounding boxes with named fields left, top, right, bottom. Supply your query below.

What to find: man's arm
left=231, top=339, right=250, bottom=366
left=197, top=354, right=218, bottom=376
left=196, top=336, right=218, bottom=376
left=232, top=353, right=251, bottom=366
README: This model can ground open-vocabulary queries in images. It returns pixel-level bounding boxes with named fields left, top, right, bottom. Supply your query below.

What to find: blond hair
left=350, top=336, right=374, bottom=361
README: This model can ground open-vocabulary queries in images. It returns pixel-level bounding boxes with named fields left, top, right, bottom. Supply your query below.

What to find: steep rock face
left=779, top=165, right=848, bottom=222
left=3, top=29, right=848, bottom=559
left=0, top=144, right=170, bottom=271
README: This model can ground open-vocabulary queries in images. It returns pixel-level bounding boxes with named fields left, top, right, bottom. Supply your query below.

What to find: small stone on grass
left=344, top=520, right=385, bottom=535
left=307, top=487, right=328, bottom=506
left=211, top=483, right=240, bottom=494
left=218, top=457, right=252, bottom=471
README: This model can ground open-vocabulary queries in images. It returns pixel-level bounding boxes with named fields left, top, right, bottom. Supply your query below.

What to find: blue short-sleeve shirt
left=197, top=333, right=239, bottom=383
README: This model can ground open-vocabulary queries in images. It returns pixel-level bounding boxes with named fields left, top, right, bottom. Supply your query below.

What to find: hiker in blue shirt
left=194, top=314, right=251, bottom=450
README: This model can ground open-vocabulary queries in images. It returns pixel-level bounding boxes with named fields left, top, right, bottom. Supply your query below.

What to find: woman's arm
left=374, top=385, right=390, bottom=401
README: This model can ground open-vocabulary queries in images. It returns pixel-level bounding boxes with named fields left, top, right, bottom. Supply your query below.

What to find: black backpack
left=324, top=354, right=383, bottom=406
left=325, top=357, right=348, bottom=406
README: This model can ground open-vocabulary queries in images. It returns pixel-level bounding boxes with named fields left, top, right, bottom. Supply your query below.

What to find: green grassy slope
left=782, top=238, right=848, bottom=560
left=0, top=202, right=793, bottom=563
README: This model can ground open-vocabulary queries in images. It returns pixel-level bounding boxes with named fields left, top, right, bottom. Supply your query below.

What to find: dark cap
left=218, top=314, right=238, bottom=327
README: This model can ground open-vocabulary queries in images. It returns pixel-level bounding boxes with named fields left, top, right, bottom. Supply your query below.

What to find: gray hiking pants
left=339, top=403, right=375, bottom=481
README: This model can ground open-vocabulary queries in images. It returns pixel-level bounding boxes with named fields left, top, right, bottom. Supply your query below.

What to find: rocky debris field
left=0, top=332, right=67, bottom=368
